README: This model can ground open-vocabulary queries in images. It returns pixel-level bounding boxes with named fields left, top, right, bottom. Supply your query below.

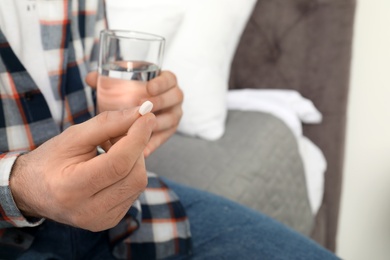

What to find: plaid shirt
left=0, top=0, right=191, bottom=259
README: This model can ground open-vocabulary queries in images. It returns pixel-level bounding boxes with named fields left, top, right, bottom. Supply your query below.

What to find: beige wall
left=337, top=0, right=390, bottom=259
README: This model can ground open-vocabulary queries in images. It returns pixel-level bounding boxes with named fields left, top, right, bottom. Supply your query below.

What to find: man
left=0, top=0, right=340, bottom=259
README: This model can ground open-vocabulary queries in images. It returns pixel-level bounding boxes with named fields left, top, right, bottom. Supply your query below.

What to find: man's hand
left=10, top=109, right=156, bottom=232
left=86, top=70, right=183, bottom=157
left=143, top=71, right=183, bottom=156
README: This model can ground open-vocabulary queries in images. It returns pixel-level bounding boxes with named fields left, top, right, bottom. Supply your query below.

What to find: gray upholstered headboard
left=229, top=0, right=356, bottom=251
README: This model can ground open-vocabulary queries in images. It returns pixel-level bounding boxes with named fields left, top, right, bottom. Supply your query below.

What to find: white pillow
left=105, top=0, right=185, bottom=52
left=106, top=0, right=257, bottom=140
left=164, top=0, right=256, bottom=140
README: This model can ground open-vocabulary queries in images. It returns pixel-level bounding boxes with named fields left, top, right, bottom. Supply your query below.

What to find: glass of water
left=97, top=30, right=165, bottom=113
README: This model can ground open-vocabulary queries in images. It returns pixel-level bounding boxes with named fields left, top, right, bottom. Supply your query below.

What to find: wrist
left=10, top=154, right=41, bottom=218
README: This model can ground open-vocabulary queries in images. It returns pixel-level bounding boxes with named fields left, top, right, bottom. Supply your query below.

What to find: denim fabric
left=17, top=178, right=340, bottom=260
left=162, top=178, right=340, bottom=260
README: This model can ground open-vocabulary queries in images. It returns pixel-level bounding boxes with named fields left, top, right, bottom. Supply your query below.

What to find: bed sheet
left=227, top=89, right=326, bottom=214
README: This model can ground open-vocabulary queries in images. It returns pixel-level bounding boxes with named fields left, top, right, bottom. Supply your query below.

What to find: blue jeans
left=18, top=178, right=339, bottom=260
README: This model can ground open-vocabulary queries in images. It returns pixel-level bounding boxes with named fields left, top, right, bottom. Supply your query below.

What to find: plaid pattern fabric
left=36, top=0, right=102, bottom=128
left=0, top=0, right=192, bottom=259
left=110, top=172, right=192, bottom=259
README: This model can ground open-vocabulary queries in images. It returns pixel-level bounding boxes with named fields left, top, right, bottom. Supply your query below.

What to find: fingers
left=146, top=70, right=183, bottom=114
left=90, top=155, right=146, bottom=213
left=98, top=141, right=112, bottom=153
left=147, top=70, right=178, bottom=96
left=67, top=108, right=140, bottom=149
left=87, top=70, right=180, bottom=99
left=79, top=156, right=146, bottom=232
left=87, top=194, right=140, bottom=232
left=88, top=70, right=177, bottom=95
left=154, top=105, right=182, bottom=132
left=76, top=113, right=156, bottom=194
left=141, top=71, right=183, bottom=155
left=85, top=71, right=98, bottom=89
left=147, top=85, right=183, bottom=112
left=144, top=127, right=177, bottom=157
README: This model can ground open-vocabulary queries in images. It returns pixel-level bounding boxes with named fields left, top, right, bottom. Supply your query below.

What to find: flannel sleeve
left=0, top=152, right=44, bottom=228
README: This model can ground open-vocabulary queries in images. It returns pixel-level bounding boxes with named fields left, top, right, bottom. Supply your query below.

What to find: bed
left=107, top=0, right=356, bottom=252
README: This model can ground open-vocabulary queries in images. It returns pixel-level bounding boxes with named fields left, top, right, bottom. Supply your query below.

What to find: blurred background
left=337, top=0, right=390, bottom=259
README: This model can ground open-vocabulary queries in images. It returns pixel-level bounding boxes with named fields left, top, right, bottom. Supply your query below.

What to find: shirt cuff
left=0, top=152, right=45, bottom=228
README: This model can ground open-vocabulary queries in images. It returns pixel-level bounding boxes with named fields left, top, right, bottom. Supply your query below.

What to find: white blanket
left=227, top=89, right=326, bottom=215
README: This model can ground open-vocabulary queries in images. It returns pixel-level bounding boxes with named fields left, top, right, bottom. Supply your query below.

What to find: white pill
left=139, top=101, right=153, bottom=115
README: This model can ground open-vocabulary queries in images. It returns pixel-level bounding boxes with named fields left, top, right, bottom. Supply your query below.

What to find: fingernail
left=139, top=101, right=153, bottom=116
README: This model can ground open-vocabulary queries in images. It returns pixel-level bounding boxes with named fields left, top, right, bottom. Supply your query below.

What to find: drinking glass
left=97, top=30, right=165, bottom=113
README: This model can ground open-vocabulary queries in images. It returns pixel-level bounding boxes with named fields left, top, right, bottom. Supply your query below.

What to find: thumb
left=67, top=108, right=143, bottom=149
left=78, top=112, right=156, bottom=193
